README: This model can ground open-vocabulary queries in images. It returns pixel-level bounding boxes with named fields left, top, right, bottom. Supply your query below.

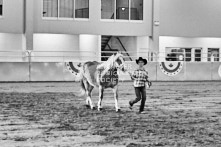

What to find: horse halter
left=114, top=55, right=125, bottom=71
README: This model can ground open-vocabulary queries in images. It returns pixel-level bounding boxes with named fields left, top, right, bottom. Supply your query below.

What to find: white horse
left=66, top=52, right=126, bottom=112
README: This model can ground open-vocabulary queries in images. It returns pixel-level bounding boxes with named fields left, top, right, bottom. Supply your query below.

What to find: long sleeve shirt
left=131, top=68, right=149, bottom=87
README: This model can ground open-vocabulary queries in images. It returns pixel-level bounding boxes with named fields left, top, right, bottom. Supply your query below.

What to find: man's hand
left=147, top=81, right=152, bottom=88
left=128, top=71, right=134, bottom=80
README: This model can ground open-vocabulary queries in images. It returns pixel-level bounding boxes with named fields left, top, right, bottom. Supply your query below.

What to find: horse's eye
left=118, top=59, right=122, bottom=64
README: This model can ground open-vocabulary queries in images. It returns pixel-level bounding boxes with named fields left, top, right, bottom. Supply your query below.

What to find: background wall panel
left=0, top=63, right=29, bottom=81
left=0, top=62, right=220, bottom=82
left=185, top=62, right=212, bottom=81
left=160, top=0, right=221, bottom=37
left=211, top=62, right=221, bottom=80
left=0, top=0, right=24, bottom=33
left=30, top=62, right=64, bottom=81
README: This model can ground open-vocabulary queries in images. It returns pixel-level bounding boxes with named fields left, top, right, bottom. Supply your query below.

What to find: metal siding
left=211, top=62, right=221, bottom=81
left=0, top=62, right=220, bottom=81
left=30, top=62, right=64, bottom=81
left=0, top=62, right=29, bottom=81
left=185, top=62, right=212, bottom=81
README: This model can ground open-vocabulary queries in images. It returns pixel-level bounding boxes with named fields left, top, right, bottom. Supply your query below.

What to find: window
left=195, top=49, right=201, bottom=62
left=101, top=0, right=115, bottom=19
left=130, top=0, right=143, bottom=20
left=43, top=0, right=58, bottom=17
left=0, top=0, right=3, bottom=16
left=43, top=0, right=89, bottom=19
left=101, top=0, right=143, bottom=20
left=116, top=0, right=129, bottom=20
left=208, top=48, right=219, bottom=62
left=75, top=0, right=89, bottom=18
left=165, top=48, right=184, bottom=61
left=165, top=48, right=202, bottom=62
left=59, top=0, right=74, bottom=18
left=184, top=48, right=191, bottom=62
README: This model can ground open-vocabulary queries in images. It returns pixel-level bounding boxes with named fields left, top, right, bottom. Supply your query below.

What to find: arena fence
left=0, top=62, right=220, bottom=82
left=0, top=50, right=221, bottom=62
left=0, top=50, right=221, bottom=81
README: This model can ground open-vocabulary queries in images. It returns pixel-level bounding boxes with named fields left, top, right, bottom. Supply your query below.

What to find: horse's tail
left=65, top=62, right=83, bottom=81
left=65, top=62, right=87, bottom=97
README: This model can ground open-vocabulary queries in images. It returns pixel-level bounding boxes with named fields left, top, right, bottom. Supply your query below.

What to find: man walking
left=129, top=57, right=151, bottom=113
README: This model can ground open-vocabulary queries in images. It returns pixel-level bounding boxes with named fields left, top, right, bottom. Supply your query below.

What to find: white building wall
left=0, top=33, right=26, bottom=62
left=79, top=34, right=100, bottom=61
left=160, top=0, right=221, bottom=37
left=137, top=36, right=152, bottom=61
left=0, top=33, right=24, bottom=50
left=0, top=0, right=24, bottom=33
left=34, top=34, right=79, bottom=51
left=33, top=34, right=80, bottom=62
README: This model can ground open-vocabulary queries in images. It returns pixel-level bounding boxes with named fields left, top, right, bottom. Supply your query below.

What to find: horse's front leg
left=97, top=86, right=104, bottom=111
left=113, top=86, right=121, bottom=112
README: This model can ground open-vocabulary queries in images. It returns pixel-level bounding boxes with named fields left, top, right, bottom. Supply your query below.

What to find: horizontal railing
left=0, top=50, right=220, bottom=62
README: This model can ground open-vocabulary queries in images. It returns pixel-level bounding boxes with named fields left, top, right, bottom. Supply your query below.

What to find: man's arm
left=145, top=71, right=152, bottom=87
left=128, top=71, right=137, bottom=80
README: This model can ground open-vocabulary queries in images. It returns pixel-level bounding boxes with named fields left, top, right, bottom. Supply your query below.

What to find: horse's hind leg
left=84, top=80, right=95, bottom=110
left=97, top=86, right=104, bottom=111
left=113, top=86, right=121, bottom=112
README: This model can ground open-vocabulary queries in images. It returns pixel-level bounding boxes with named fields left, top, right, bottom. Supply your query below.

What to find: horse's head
left=114, top=52, right=126, bottom=72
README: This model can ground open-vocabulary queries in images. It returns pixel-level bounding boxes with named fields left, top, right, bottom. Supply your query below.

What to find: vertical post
left=24, top=0, right=34, bottom=51
left=98, top=35, right=102, bottom=62
left=202, top=48, right=208, bottom=62
left=191, top=48, right=195, bottom=62
left=26, top=50, right=32, bottom=81
left=150, top=0, right=160, bottom=61
left=24, top=0, right=34, bottom=81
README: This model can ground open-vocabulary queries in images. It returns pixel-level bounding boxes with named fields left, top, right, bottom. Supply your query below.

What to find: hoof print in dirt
left=14, top=137, right=28, bottom=142
left=126, top=143, right=145, bottom=147
left=85, top=105, right=90, bottom=109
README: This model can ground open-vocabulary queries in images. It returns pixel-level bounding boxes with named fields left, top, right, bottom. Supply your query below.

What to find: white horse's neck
left=97, top=54, right=121, bottom=78
left=97, top=55, right=115, bottom=70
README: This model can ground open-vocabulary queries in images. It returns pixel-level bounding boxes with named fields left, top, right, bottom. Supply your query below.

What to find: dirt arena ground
left=0, top=82, right=221, bottom=147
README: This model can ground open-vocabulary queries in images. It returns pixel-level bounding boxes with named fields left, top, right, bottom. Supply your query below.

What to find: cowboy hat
left=136, top=57, right=147, bottom=65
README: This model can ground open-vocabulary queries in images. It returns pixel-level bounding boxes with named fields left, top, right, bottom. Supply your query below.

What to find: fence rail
left=0, top=50, right=220, bottom=62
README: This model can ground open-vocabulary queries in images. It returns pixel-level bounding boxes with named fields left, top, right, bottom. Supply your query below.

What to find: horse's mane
left=97, top=53, right=123, bottom=71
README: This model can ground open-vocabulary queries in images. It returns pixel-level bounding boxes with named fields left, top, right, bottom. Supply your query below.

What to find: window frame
left=0, top=0, right=4, bottom=18
left=101, top=0, right=143, bottom=23
left=165, top=47, right=203, bottom=62
left=194, top=48, right=202, bottom=62
left=42, top=0, right=89, bottom=21
left=208, top=48, right=220, bottom=62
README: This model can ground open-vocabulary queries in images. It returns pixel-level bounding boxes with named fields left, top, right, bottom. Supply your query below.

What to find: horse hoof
left=116, top=109, right=121, bottom=112
left=98, top=108, right=103, bottom=111
left=91, top=107, right=96, bottom=110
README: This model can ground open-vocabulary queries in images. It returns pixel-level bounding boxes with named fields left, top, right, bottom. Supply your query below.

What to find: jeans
left=130, top=86, right=146, bottom=112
